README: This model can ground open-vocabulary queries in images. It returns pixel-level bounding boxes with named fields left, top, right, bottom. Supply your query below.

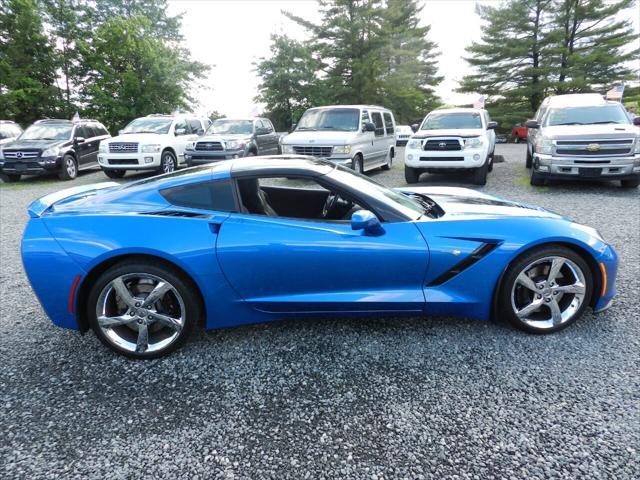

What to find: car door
left=173, top=119, right=193, bottom=163
left=484, top=112, right=496, bottom=153
left=73, top=125, right=92, bottom=166
left=369, top=111, right=387, bottom=166
left=359, top=109, right=375, bottom=162
left=215, top=176, right=429, bottom=314
left=262, top=119, right=279, bottom=154
left=84, top=124, right=101, bottom=165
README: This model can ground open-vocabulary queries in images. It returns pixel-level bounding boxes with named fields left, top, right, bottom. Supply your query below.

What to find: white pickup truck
left=404, top=108, right=496, bottom=185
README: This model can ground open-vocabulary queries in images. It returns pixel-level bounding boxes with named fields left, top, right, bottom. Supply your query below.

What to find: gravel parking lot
left=1, top=144, right=639, bottom=479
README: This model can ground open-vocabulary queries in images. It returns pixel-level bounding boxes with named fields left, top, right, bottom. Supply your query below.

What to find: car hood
left=0, top=137, right=18, bottom=146
left=412, top=128, right=485, bottom=139
left=198, top=134, right=252, bottom=143
left=282, top=130, right=358, bottom=145
left=1, top=139, right=68, bottom=149
left=107, top=133, right=166, bottom=143
left=397, top=186, right=565, bottom=220
left=542, top=124, right=638, bottom=139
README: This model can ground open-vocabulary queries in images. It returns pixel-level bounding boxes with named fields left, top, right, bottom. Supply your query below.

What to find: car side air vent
left=141, top=211, right=209, bottom=219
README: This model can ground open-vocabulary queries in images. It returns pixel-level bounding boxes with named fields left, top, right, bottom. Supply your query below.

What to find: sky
left=167, top=0, right=640, bottom=118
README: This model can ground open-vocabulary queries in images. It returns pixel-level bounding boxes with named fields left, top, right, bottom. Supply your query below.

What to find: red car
left=511, top=123, right=528, bottom=143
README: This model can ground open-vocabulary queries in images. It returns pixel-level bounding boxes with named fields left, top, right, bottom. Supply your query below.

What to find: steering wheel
left=322, top=193, right=339, bottom=218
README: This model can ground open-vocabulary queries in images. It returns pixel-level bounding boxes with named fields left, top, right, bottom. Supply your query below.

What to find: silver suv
left=526, top=94, right=640, bottom=188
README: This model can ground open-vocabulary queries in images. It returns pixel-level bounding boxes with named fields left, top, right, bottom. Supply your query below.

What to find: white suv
left=404, top=108, right=497, bottom=185
left=98, top=114, right=210, bottom=178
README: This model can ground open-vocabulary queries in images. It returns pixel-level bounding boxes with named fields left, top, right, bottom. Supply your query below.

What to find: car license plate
left=15, top=163, right=27, bottom=172
left=579, top=168, right=602, bottom=177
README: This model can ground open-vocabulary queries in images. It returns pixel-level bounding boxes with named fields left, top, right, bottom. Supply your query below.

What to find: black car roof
left=230, top=156, right=335, bottom=178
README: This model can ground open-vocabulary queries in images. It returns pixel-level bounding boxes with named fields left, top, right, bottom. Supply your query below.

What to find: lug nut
left=545, top=298, right=551, bottom=303
left=135, top=302, right=141, bottom=307
left=536, top=294, right=542, bottom=299
left=553, top=291, right=558, bottom=295
left=538, top=285, right=543, bottom=289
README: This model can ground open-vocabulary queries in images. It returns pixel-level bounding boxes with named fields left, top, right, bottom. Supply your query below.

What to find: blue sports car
left=22, top=156, right=618, bottom=358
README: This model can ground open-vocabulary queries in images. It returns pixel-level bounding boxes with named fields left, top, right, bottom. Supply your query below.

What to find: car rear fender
left=27, top=182, right=118, bottom=218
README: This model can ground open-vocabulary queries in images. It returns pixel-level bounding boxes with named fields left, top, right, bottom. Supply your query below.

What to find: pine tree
left=378, top=0, right=442, bottom=122
left=254, top=35, right=325, bottom=130
left=0, top=0, right=62, bottom=125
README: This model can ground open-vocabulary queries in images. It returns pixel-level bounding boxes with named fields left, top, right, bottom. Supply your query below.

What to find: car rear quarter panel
left=32, top=213, right=265, bottom=330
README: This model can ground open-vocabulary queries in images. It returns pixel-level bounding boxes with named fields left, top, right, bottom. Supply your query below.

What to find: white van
left=280, top=105, right=396, bottom=173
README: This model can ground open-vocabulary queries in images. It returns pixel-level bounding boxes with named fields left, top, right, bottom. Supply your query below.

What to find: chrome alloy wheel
left=511, top=256, right=587, bottom=330
left=66, top=157, right=77, bottom=178
left=96, top=273, right=185, bottom=354
left=162, top=153, right=175, bottom=173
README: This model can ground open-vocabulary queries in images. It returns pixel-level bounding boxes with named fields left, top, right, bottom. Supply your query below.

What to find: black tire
left=159, top=150, right=177, bottom=174
left=525, top=146, right=532, bottom=168
left=514, top=137, right=520, bottom=144
left=246, top=150, right=257, bottom=157
left=87, top=260, right=200, bottom=359
left=404, top=165, right=420, bottom=184
left=487, top=151, right=494, bottom=172
left=381, top=149, right=392, bottom=170
left=621, top=178, right=640, bottom=188
left=471, top=160, right=488, bottom=185
left=352, top=154, right=364, bottom=174
left=104, top=169, right=126, bottom=179
left=1, top=173, right=21, bottom=182
left=498, top=246, right=593, bottom=334
left=58, top=154, right=78, bottom=180
left=530, top=168, right=545, bottom=186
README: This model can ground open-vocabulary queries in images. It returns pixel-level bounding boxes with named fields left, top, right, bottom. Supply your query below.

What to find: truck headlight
left=333, top=145, right=351, bottom=154
left=0, top=149, right=4, bottom=160
left=99, top=142, right=108, bottom=153
left=535, top=136, right=553, bottom=155
left=407, top=140, right=421, bottom=150
left=185, top=141, right=196, bottom=151
left=282, top=145, right=294, bottom=154
left=42, top=146, right=60, bottom=157
left=225, top=140, right=245, bottom=150
left=464, top=137, right=483, bottom=149
left=141, top=144, right=161, bottom=153
left=634, top=138, right=640, bottom=154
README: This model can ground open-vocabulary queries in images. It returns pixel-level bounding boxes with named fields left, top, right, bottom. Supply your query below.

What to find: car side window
left=86, top=124, right=99, bottom=138
left=75, top=125, right=89, bottom=139
left=97, top=123, right=110, bottom=136
left=361, top=110, right=370, bottom=128
left=174, top=120, right=187, bottom=135
left=371, top=112, right=384, bottom=137
left=383, top=113, right=394, bottom=134
left=188, top=119, right=202, bottom=134
left=262, top=119, right=274, bottom=133
left=160, top=180, right=236, bottom=212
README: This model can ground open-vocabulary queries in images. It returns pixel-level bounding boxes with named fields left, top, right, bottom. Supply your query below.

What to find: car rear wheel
left=88, top=261, right=200, bottom=359
left=525, top=146, right=532, bottom=168
left=381, top=150, right=392, bottom=170
left=160, top=151, right=177, bottom=174
left=498, top=246, right=592, bottom=334
left=621, top=178, right=640, bottom=188
left=104, top=169, right=126, bottom=179
left=487, top=152, right=494, bottom=172
left=404, top=165, right=420, bottom=184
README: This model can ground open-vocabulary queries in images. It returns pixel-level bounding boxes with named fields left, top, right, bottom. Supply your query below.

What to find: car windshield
left=544, top=105, right=630, bottom=126
left=331, top=165, right=424, bottom=219
left=296, top=108, right=360, bottom=131
left=20, top=124, right=72, bottom=140
left=122, top=118, right=173, bottom=134
left=208, top=120, right=253, bottom=135
left=0, top=125, right=21, bottom=139
left=421, top=113, right=483, bottom=130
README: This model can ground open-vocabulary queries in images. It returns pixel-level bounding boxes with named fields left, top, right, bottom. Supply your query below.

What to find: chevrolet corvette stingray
left=22, top=156, right=618, bottom=358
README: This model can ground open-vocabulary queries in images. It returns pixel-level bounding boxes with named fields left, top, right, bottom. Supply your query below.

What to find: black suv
left=0, top=119, right=110, bottom=182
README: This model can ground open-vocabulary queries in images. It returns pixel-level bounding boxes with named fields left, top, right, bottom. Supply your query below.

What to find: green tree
left=255, top=34, right=325, bottom=130
left=78, top=15, right=208, bottom=131
left=548, top=0, right=639, bottom=93
left=0, top=0, right=61, bottom=125
left=377, top=0, right=442, bottom=122
left=459, top=0, right=553, bottom=126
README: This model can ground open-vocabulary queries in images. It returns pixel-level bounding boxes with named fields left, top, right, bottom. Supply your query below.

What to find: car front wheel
left=471, top=161, right=488, bottom=185
left=160, top=151, right=177, bottom=174
left=499, top=246, right=592, bottom=334
left=88, top=261, right=200, bottom=359
left=404, top=165, right=420, bottom=183
left=58, top=154, right=78, bottom=180
left=1, top=173, right=21, bottom=182
left=104, top=169, right=126, bottom=179
left=621, top=178, right=640, bottom=188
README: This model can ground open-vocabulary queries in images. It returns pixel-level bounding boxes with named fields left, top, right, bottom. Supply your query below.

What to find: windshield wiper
left=553, top=122, right=585, bottom=126
left=589, top=121, right=622, bottom=124
left=122, top=130, right=158, bottom=134
left=296, top=127, right=316, bottom=131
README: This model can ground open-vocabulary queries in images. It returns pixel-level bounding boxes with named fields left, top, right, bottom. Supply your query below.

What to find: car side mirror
left=175, top=128, right=186, bottom=136
left=525, top=120, right=539, bottom=129
left=118, top=129, right=124, bottom=135
left=351, top=210, right=385, bottom=236
left=411, top=123, right=419, bottom=133
left=363, top=122, right=376, bottom=132
left=74, top=136, right=85, bottom=144
left=290, top=123, right=297, bottom=132
left=256, top=127, right=269, bottom=135
left=196, top=128, right=205, bottom=136
left=633, top=117, right=640, bottom=126
left=487, top=121, right=498, bottom=130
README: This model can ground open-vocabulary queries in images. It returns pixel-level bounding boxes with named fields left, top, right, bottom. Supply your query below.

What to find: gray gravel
left=1, top=145, right=639, bottom=479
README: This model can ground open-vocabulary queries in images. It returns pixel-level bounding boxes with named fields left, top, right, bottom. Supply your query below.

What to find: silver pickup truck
left=526, top=94, right=640, bottom=188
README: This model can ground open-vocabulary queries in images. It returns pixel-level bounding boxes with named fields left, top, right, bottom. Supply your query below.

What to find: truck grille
left=555, top=139, right=633, bottom=156
left=108, top=159, right=139, bottom=165
left=420, top=156, right=465, bottom=161
left=423, top=139, right=462, bottom=151
left=292, top=146, right=333, bottom=157
left=109, top=142, right=138, bottom=153
left=3, top=149, right=40, bottom=159
left=195, top=142, right=224, bottom=151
